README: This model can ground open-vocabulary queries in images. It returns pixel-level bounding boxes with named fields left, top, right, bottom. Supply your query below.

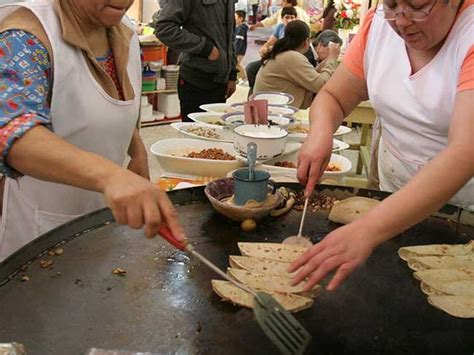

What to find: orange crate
left=142, top=45, right=167, bottom=64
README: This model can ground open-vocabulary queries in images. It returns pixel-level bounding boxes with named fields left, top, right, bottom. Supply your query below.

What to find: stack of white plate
left=162, top=65, right=180, bottom=90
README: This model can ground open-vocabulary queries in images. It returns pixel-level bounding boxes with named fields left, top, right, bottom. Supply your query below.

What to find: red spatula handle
left=158, top=225, right=186, bottom=251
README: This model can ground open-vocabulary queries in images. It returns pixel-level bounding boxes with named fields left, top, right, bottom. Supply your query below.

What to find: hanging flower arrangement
left=334, top=0, right=363, bottom=30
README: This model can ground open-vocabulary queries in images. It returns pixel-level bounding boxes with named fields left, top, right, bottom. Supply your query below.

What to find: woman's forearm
left=127, top=129, right=150, bottom=179
left=355, top=145, right=474, bottom=248
left=309, top=89, right=346, bottom=136
left=6, top=125, right=122, bottom=193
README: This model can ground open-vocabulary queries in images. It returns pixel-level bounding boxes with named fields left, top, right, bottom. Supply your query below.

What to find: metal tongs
left=158, top=225, right=311, bottom=355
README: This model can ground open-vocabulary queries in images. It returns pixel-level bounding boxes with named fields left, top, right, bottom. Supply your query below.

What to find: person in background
left=246, top=6, right=298, bottom=95
left=320, top=0, right=337, bottom=31
left=250, top=0, right=310, bottom=30
left=249, top=0, right=260, bottom=24
left=260, top=0, right=270, bottom=20
left=313, top=29, right=343, bottom=65
left=291, top=0, right=473, bottom=292
left=155, top=0, right=237, bottom=122
left=235, top=10, right=249, bottom=83
left=254, top=23, right=341, bottom=109
left=0, top=0, right=185, bottom=261
left=260, top=6, right=298, bottom=57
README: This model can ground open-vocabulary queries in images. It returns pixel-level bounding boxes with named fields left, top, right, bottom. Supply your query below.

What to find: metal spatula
left=158, top=226, right=311, bottom=355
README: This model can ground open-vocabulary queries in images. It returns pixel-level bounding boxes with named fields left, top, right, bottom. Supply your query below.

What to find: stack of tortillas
left=212, top=242, right=321, bottom=313
left=398, top=241, right=474, bottom=318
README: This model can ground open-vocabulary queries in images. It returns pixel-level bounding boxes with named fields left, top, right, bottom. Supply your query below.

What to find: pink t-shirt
left=344, top=0, right=474, bottom=92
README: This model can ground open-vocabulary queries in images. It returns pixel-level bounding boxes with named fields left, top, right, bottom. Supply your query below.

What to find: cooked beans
left=185, top=148, right=235, bottom=160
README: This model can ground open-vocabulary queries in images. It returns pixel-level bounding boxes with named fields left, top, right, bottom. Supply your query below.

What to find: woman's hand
left=226, top=80, right=237, bottom=99
left=288, top=222, right=376, bottom=291
left=259, top=45, right=271, bottom=57
left=327, top=42, right=341, bottom=60
left=208, top=46, right=220, bottom=61
left=102, top=169, right=186, bottom=241
left=297, top=131, right=333, bottom=197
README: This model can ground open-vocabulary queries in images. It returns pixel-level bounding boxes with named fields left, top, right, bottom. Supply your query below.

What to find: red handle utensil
left=158, top=225, right=186, bottom=251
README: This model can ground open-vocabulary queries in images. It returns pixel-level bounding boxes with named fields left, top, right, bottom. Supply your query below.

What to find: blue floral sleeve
left=0, top=30, right=52, bottom=177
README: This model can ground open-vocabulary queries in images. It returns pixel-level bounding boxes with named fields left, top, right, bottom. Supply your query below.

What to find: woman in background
left=254, top=22, right=341, bottom=108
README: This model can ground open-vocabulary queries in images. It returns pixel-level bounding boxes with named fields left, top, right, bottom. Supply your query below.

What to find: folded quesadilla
left=398, top=241, right=473, bottom=261
left=227, top=267, right=321, bottom=297
left=238, top=242, right=308, bottom=263
left=428, top=295, right=474, bottom=318
left=211, top=280, right=313, bottom=313
left=328, top=196, right=380, bottom=225
left=407, top=255, right=474, bottom=271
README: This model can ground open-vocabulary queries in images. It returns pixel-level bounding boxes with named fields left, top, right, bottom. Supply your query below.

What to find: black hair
left=281, top=6, right=298, bottom=18
left=262, top=20, right=310, bottom=64
left=283, top=0, right=298, bottom=6
left=314, top=29, right=343, bottom=47
left=322, top=0, right=335, bottom=18
left=235, top=10, right=246, bottom=21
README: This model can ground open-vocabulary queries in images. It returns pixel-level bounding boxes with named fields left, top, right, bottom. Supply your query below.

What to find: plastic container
left=157, top=93, right=180, bottom=118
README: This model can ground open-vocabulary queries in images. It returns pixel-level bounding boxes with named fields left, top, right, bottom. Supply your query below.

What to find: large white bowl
left=230, top=103, right=298, bottom=116
left=233, top=125, right=288, bottom=160
left=221, top=112, right=293, bottom=129
left=150, top=139, right=244, bottom=178
left=288, top=122, right=353, bottom=141
left=249, top=91, right=294, bottom=105
left=261, top=152, right=353, bottom=182
left=187, top=112, right=229, bottom=127
left=170, top=122, right=235, bottom=143
left=199, top=103, right=236, bottom=114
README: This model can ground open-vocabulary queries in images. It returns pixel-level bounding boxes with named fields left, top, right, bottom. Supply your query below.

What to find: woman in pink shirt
left=290, top=0, right=473, bottom=291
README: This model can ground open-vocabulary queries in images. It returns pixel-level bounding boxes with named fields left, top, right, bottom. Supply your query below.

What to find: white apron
left=0, top=1, right=141, bottom=261
left=364, top=5, right=474, bottom=211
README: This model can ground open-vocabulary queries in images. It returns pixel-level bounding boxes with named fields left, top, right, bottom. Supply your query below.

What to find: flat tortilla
left=407, top=255, right=474, bottom=271
left=421, top=280, right=474, bottom=296
left=229, top=255, right=294, bottom=278
left=328, top=197, right=380, bottom=225
left=427, top=295, right=474, bottom=319
left=413, top=268, right=474, bottom=282
left=398, top=241, right=473, bottom=261
left=227, top=267, right=321, bottom=297
left=238, top=242, right=307, bottom=263
left=211, top=280, right=313, bottom=313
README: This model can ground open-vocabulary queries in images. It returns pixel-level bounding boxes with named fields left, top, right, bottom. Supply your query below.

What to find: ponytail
left=261, top=37, right=292, bottom=64
left=261, top=20, right=310, bottom=65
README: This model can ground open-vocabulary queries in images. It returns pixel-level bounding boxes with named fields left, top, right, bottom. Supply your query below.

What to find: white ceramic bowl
left=262, top=152, right=352, bottom=182
left=150, top=139, right=244, bottom=177
left=199, top=103, right=236, bottom=114
left=249, top=91, right=294, bottom=105
left=170, top=122, right=235, bottom=143
left=221, top=112, right=293, bottom=129
left=187, top=112, right=229, bottom=127
left=230, top=103, right=298, bottom=116
left=233, top=125, right=288, bottom=160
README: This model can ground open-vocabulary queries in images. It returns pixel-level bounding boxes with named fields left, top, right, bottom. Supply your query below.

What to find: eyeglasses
left=376, top=0, right=437, bottom=21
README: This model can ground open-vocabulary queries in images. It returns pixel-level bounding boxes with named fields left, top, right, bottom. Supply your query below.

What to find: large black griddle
left=0, top=184, right=473, bottom=355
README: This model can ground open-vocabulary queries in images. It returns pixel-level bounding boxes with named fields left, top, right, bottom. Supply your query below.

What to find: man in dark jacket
left=155, top=0, right=238, bottom=122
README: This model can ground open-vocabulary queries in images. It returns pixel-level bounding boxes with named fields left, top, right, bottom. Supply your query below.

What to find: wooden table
left=343, top=101, right=376, bottom=188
